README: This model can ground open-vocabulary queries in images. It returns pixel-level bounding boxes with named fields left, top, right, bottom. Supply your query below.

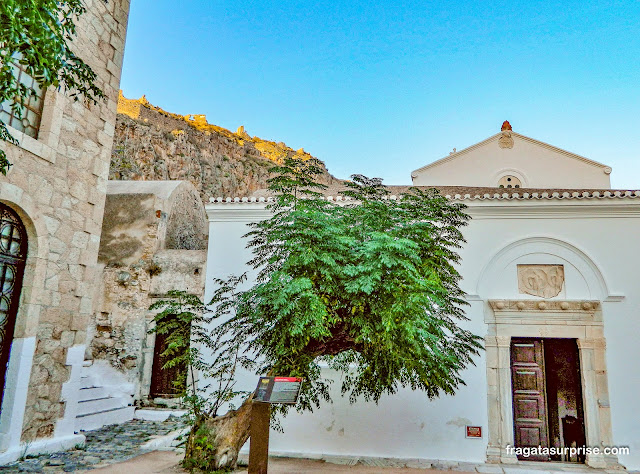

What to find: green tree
left=0, top=0, right=105, bottom=174
left=167, top=157, right=482, bottom=470
left=235, top=159, right=482, bottom=408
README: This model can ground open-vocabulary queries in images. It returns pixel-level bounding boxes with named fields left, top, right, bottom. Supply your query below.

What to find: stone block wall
left=87, top=181, right=207, bottom=405
left=0, top=0, right=131, bottom=457
left=91, top=250, right=206, bottom=402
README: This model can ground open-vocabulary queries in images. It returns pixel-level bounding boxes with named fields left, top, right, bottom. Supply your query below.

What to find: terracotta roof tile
left=208, top=186, right=640, bottom=203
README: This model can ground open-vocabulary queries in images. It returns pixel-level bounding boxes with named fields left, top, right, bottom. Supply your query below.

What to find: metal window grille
left=0, top=203, right=27, bottom=402
left=0, top=61, right=45, bottom=139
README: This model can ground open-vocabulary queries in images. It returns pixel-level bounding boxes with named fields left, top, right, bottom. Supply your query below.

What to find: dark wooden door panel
left=515, top=397, right=545, bottom=420
left=150, top=322, right=188, bottom=398
left=520, top=426, right=543, bottom=447
left=511, top=338, right=549, bottom=461
left=513, top=369, right=544, bottom=392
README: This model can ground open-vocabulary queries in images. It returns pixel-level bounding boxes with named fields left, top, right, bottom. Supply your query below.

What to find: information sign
left=254, top=376, right=303, bottom=404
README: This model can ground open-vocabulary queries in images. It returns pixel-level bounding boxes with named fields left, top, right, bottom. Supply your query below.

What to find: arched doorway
left=0, top=203, right=27, bottom=405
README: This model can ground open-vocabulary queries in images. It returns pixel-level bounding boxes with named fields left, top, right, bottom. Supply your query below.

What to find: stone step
left=134, top=408, right=187, bottom=422
left=75, top=405, right=135, bottom=433
left=77, top=396, right=128, bottom=417
left=78, top=386, right=110, bottom=402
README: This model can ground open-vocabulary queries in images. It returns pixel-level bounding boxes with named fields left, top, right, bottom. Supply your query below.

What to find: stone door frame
left=0, top=188, right=48, bottom=459
left=484, top=299, right=619, bottom=469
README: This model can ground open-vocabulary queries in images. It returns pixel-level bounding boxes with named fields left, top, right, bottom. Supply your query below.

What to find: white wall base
left=81, top=359, right=135, bottom=400
left=55, top=345, right=86, bottom=438
left=73, top=359, right=135, bottom=433
left=0, top=337, right=36, bottom=454
left=0, top=433, right=85, bottom=465
left=0, top=343, right=90, bottom=464
left=236, top=451, right=611, bottom=472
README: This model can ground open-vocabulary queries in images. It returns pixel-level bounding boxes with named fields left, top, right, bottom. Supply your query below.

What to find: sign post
left=248, top=377, right=303, bottom=474
left=248, top=400, right=270, bottom=474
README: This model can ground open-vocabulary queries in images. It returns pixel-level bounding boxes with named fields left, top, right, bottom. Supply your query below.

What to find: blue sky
left=120, top=0, right=640, bottom=187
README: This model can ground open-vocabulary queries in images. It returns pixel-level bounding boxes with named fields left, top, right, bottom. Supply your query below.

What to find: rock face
left=112, top=92, right=340, bottom=200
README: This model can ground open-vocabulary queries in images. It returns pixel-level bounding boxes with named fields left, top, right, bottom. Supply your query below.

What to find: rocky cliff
left=110, top=92, right=340, bottom=200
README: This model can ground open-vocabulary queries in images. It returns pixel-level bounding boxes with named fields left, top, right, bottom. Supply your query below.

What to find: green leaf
left=0, top=0, right=106, bottom=173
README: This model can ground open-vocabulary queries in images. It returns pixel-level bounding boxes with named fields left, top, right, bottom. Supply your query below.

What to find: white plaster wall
left=0, top=339, right=85, bottom=464
left=461, top=202, right=640, bottom=470
left=412, top=135, right=611, bottom=189
left=205, top=207, right=489, bottom=463
left=205, top=200, right=640, bottom=468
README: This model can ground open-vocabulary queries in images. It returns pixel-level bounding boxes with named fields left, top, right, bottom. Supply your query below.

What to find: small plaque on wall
left=466, top=426, right=482, bottom=438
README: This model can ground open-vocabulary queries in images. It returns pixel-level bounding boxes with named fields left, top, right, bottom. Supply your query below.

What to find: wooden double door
left=510, top=338, right=586, bottom=462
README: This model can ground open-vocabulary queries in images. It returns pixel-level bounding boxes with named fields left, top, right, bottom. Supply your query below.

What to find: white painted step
left=80, top=375, right=94, bottom=390
left=75, top=406, right=135, bottom=432
left=75, top=360, right=137, bottom=432
left=77, top=397, right=127, bottom=416
left=78, top=386, right=109, bottom=401
left=134, top=408, right=187, bottom=421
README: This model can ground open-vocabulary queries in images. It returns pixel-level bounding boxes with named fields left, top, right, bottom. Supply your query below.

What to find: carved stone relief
left=517, top=264, right=564, bottom=298
left=498, top=130, right=514, bottom=149
left=488, top=299, right=598, bottom=312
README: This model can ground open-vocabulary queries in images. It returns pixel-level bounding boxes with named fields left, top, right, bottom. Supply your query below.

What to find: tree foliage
left=0, top=0, right=105, bottom=174
left=216, top=157, right=483, bottom=410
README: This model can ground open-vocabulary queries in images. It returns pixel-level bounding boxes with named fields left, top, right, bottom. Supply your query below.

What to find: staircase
left=74, top=361, right=135, bottom=433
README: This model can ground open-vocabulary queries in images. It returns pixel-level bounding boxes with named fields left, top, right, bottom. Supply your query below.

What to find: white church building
left=204, top=122, right=640, bottom=471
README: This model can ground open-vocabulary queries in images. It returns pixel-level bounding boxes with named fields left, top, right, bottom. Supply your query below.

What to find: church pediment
left=411, top=122, right=611, bottom=189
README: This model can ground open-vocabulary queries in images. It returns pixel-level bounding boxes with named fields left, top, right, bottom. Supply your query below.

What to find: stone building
left=75, top=180, right=207, bottom=431
left=204, top=122, right=640, bottom=471
left=0, top=0, right=131, bottom=462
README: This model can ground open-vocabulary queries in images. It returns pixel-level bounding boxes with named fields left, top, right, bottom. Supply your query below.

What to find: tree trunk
left=183, top=396, right=253, bottom=471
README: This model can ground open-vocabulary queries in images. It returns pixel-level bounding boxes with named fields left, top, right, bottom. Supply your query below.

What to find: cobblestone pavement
left=0, top=417, right=186, bottom=473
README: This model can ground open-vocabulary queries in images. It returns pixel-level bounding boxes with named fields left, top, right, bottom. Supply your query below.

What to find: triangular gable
left=411, top=132, right=609, bottom=178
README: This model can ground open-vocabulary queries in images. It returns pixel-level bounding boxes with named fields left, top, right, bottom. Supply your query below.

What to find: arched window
left=0, top=203, right=28, bottom=403
left=498, top=175, right=522, bottom=188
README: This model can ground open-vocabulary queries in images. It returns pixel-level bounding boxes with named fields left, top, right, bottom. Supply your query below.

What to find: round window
left=498, top=175, right=522, bottom=188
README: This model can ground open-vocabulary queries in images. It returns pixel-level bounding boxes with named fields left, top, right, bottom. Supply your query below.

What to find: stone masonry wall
left=91, top=250, right=206, bottom=401
left=89, top=182, right=207, bottom=401
left=0, top=0, right=131, bottom=443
